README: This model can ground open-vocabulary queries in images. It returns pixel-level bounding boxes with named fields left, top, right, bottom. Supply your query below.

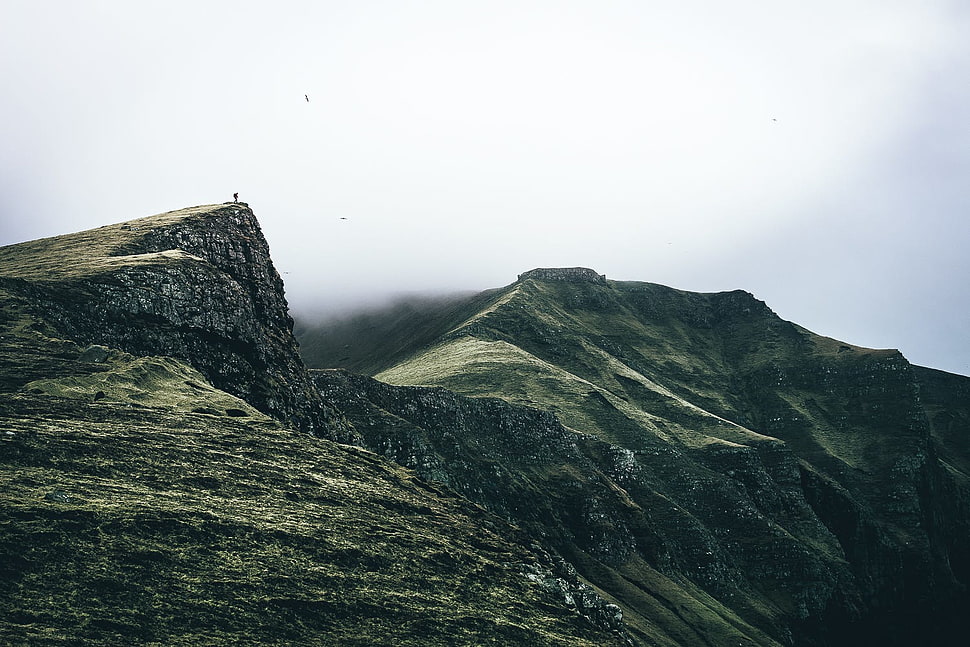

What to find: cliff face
left=0, top=204, right=354, bottom=441
left=303, top=274, right=970, bottom=646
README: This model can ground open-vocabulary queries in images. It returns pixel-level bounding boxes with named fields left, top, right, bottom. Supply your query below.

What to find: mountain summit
left=517, top=267, right=608, bottom=283
left=0, top=203, right=353, bottom=440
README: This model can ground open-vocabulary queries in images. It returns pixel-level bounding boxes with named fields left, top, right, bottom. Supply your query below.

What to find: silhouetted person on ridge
left=233, top=192, right=239, bottom=203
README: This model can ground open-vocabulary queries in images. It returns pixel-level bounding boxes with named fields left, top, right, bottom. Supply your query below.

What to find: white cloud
left=1, top=0, right=968, bottom=374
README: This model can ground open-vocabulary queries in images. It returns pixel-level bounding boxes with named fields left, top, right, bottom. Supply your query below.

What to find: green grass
left=374, top=281, right=780, bottom=452
left=1, top=393, right=621, bottom=645
left=306, top=272, right=970, bottom=645
left=0, top=204, right=231, bottom=282
left=364, top=276, right=927, bottom=475
left=24, top=353, right=269, bottom=419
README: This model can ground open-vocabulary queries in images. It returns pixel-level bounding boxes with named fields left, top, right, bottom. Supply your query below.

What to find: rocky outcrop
left=0, top=204, right=356, bottom=441
left=518, top=267, right=607, bottom=284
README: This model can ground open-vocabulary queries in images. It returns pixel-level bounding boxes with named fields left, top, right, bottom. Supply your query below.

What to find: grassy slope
left=373, top=277, right=944, bottom=540
left=0, top=229, right=628, bottom=646
left=0, top=205, right=223, bottom=283
left=294, top=291, right=501, bottom=376
left=1, top=393, right=620, bottom=646
left=374, top=278, right=916, bottom=465
left=376, top=280, right=770, bottom=448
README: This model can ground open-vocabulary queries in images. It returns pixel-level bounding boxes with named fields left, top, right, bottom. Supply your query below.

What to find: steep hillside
left=0, top=204, right=352, bottom=440
left=302, top=268, right=970, bottom=646
left=314, top=368, right=790, bottom=647
left=0, top=213, right=631, bottom=646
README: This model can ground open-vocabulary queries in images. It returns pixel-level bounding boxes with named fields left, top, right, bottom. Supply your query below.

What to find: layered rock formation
left=0, top=204, right=354, bottom=441
left=518, top=267, right=607, bottom=284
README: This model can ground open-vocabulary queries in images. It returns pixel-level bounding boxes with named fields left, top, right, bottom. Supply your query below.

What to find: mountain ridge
left=299, top=266, right=970, bottom=646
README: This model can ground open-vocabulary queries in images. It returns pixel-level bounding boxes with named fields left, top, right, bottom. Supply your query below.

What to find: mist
left=1, top=1, right=968, bottom=375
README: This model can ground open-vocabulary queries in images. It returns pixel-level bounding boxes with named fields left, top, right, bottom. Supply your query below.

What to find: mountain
left=0, top=207, right=630, bottom=646
left=3, top=204, right=967, bottom=646
left=298, top=267, right=970, bottom=646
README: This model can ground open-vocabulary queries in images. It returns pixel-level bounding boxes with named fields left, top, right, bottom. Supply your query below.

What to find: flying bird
left=305, top=94, right=309, bottom=102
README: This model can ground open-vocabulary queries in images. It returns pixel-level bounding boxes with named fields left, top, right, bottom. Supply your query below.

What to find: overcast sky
left=1, top=1, right=968, bottom=375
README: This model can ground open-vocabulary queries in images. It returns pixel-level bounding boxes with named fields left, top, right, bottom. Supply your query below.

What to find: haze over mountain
left=2, top=1, right=969, bottom=376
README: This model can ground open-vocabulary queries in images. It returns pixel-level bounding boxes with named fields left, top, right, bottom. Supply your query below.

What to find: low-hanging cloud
left=1, top=0, right=967, bottom=375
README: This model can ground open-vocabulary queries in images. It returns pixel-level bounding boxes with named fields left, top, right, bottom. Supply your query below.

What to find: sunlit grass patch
left=25, top=354, right=268, bottom=420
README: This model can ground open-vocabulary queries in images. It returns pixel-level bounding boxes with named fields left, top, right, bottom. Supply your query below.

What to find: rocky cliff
left=518, top=267, right=608, bottom=284
left=0, top=204, right=354, bottom=441
left=313, top=368, right=794, bottom=645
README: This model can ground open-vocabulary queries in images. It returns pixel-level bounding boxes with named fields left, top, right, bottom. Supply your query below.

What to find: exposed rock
left=0, top=204, right=357, bottom=442
left=518, top=267, right=607, bottom=284
left=43, top=490, right=73, bottom=504
left=520, top=559, right=628, bottom=639
left=77, top=345, right=112, bottom=363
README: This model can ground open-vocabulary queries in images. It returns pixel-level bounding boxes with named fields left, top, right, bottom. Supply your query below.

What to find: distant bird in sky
left=339, top=217, right=347, bottom=220
left=305, top=94, right=309, bottom=102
